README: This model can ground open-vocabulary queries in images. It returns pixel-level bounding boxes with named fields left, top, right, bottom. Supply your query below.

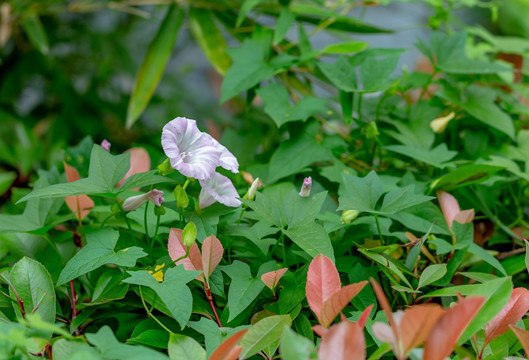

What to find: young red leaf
left=306, top=254, right=341, bottom=324
left=423, top=296, right=486, bottom=360
left=117, top=147, right=151, bottom=189
left=201, top=235, right=224, bottom=281
left=260, top=268, right=288, bottom=291
left=485, top=287, right=529, bottom=345
left=320, top=281, right=367, bottom=327
left=168, top=228, right=203, bottom=281
left=437, top=191, right=474, bottom=230
left=63, top=162, right=94, bottom=220
left=510, top=325, right=529, bottom=356
left=400, top=304, right=444, bottom=354
left=369, top=278, right=399, bottom=344
left=209, top=328, right=249, bottom=360
left=312, top=325, right=328, bottom=338
left=357, top=304, right=374, bottom=330
left=318, top=321, right=366, bottom=360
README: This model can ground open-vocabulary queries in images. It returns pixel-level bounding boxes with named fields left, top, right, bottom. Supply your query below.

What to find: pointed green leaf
left=418, top=264, right=447, bottom=289
left=283, top=222, right=335, bottom=261
left=22, top=13, right=49, bottom=54
left=239, top=315, right=292, bottom=359
left=168, top=333, right=206, bottom=360
left=338, top=171, right=384, bottom=213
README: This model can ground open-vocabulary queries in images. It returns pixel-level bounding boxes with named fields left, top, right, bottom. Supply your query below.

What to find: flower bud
left=341, top=210, right=359, bottom=224
left=174, top=185, right=189, bottom=208
left=243, top=177, right=260, bottom=201
left=430, top=112, right=455, bottom=134
left=154, top=205, right=166, bottom=216
left=182, top=222, right=197, bottom=247
left=101, top=139, right=111, bottom=152
left=365, top=121, right=379, bottom=139
left=299, top=177, right=312, bottom=197
left=157, top=158, right=175, bottom=176
left=122, top=189, right=164, bottom=212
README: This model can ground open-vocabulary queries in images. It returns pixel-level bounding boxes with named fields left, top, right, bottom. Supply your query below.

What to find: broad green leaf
left=437, top=84, right=514, bottom=139
left=430, top=164, right=504, bottom=190
left=239, top=315, right=292, bottom=359
left=126, top=5, right=183, bottom=128
left=22, top=13, right=49, bottom=54
left=10, top=257, right=55, bottom=336
left=468, top=243, right=507, bottom=276
left=241, top=192, right=282, bottom=227
left=189, top=8, right=231, bottom=74
left=120, top=170, right=176, bottom=191
left=281, top=190, right=327, bottom=227
left=168, top=333, right=206, bottom=360
left=389, top=202, right=451, bottom=236
left=273, top=9, right=296, bottom=45
left=127, top=329, right=168, bottom=349
left=385, top=144, right=457, bottom=168
left=57, top=228, right=146, bottom=285
left=378, top=186, right=434, bottom=214
left=222, top=260, right=276, bottom=322
left=338, top=171, right=384, bottom=213
left=280, top=326, right=316, bottom=360
left=188, top=318, right=248, bottom=357
left=418, top=264, right=447, bottom=289
left=52, top=338, right=102, bottom=360
left=18, top=145, right=130, bottom=203
left=283, top=222, right=335, bottom=261
left=339, top=90, right=354, bottom=125
left=0, top=171, right=16, bottom=196
left=221, top=38, right=275, bottom=103
left=256, top=84, right=327, bottom=127
left=86, top=326, right=169, bottom=360
left=124, top=266, right=200, bottom=329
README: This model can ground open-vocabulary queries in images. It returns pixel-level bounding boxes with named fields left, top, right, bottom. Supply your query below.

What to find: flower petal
left=204, top=133, right=239, bottom=173
left=161, top=117, right=221, bottom=180
left=199, top=172, right=241, bottom=208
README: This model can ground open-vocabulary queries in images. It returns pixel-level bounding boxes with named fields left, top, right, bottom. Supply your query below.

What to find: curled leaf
left=485, top=287, right=529, bottom=345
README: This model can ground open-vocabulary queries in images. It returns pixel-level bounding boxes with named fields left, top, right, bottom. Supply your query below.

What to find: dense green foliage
left=1, top=0, right=529, bottom=359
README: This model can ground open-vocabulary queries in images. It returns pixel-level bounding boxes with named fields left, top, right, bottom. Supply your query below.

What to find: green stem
left=139, top=286, right=173, bottom=334
left=183, top=178, right=191, bottom=191
left=281, top=234, right=287, bottom=267
left=116, top=200, right=136, bottom=244
left=153, top=214, right=161, bottom=243
left=374, top=214, right=385, bottom=245
left=173, top=247, right=191, bottom=264
left=99, top=213, right=115, bottom=229
left=144, top=201, right=150, bottom=245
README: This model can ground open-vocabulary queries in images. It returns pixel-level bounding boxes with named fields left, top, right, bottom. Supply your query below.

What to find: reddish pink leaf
left=485, top=287, right=529, bottom=345
left=423, top=296, right=486, bottom=360
left=117, top=147, right=151, bottom=189
left=370, top=278, right=399, bottom=345
left=510, top=325, right=529, bottom=356
left=260, top=268, right=288, bottom=291
left=167, top=228, right=203, bottom=281
left=63, top=163, right=94, bottom=220
left=453, top=209, right=475, bottom=225
left=312, top=325, right=328, bottom=338
left=437, top=191, right=474, bottom=230
left=318, top=321, right=366, bottom=360
left=400, top=304, right=444, bottom=354
left=209, top=328, right=248, bottom=360
left=201, top=235, right=224, bottom=281
left=320, top=281, right=367, bottom=327
left=306, top=254, right=342, bottom=324
left=357, top=304, right=374, bottom=329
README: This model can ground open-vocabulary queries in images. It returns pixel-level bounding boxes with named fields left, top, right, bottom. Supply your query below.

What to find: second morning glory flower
left=122, top=189, right=165, bottom=212
left=203, top=133, right=239, bottom=174
left=161, top=117, right=222, bottom=180
left=198, top=172, right=241, bottom=208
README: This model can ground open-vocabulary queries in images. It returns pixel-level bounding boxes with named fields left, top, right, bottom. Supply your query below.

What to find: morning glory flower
left=203, top=133, right=239, bottom=173
left=101, top=139, right=111, bottom=152
left=299, top=177, right=312, bottom=197
left=161, top=117, right=222, bottom=180
left=198, top=172, right=241, bottom=208
left=122, top=189, right=165, bottom=212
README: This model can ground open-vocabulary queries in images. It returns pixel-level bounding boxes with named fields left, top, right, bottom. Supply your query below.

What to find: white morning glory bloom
left=198, top=172, right=241, bottom=208
left=203, top=133, right=239, bottom=173
left=161, top=117, right=222, bottom=180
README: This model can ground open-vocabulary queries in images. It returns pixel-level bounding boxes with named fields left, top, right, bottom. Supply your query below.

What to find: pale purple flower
left=161, top=117, right=222, bottom=180
left=101, top=139, right=111, bottom=152
left=203, top=133, right=239, bottom=173
left=122, top=189, right=164, bottom=212
left=299, top=177, right=312, bottom=197
left=198, top=172, right=241, bottom=208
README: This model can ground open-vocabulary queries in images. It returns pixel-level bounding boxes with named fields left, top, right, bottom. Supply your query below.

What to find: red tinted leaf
left=260, top=268, right=288, bottom=291
left=485, top=287, right=529, bottom=345
left=437, top=191, right=461, bottom=230
left=209, top=328, right=248, bottom=360
left=168, top=228, right=203, bottom=281
left=453, top=209, right=475, bottom=225
left=201, top=235, right=224, bottom=280
left=63, top=163, right=93, bottom=220
left=401, top=304, right=444, bottom=353
left=312, top=325, right=328, bottom=338
left=423, top=296, right=486, bottom=360
left=320, top=281, right=367, bottom=327
left=370, top=278, right=399, bottom=344
left=64, top=162, right=81, bottom=182
left=117, top=147, right=151, bottom=189
left=306, top=254, right=341, bottom=323
left=318, top=321, right=366, bottom=360
left=510, top=326, right=529, bottom=356
left=357, top=304, right=374, bottom=329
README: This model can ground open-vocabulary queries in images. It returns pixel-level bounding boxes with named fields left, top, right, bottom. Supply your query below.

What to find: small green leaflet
left=239, top=315, right=292, bottom=359
left=417, top=264, right=447, bottom=289
left=168, top=334, right=206, bottom=360
left=385, top=143, right=457, bottom=169
left=57, top=228, right=146, bottom=285
left=124, top=266, right=200, bottom=329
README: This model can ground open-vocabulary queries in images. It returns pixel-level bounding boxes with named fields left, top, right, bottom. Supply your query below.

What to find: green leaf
left=338, top=171, right=384, bottom=213
left=9, top=257, right=55, bottom=335
left=0, top=171, right=16, bottom=196
left=120, top=170, right=176, bottom=191
left=256, top=84, right=327, bottom=127
left=241, top=192, right=282, bottom=228
left=430, top=164, right=504, bottom=190
left=126, top=5, right=184, bottom=128
left=274, top=9, right=296, bottom=45
left=339, top=90, right=354, bottom=125
left=283, top=222, right=335, bottom=261
left=22, top=13, right=49, bottom=54
left=525, top=240, right=529, bottom=275
left=127, top=329, right=169, bottom=349
left=280, top=326, right=316, bottom=360
left=468, top=243, right=507, bottom=276
left=221, top=38, right=275, bottom=103
left=57, top=228, right=146, bottom=285
left=239, top=315, right=292, bottom=359
left=281, top=190, right=327, bottom=227
left=389, top=202, right=451, bottom=236
left=124, top=266, right=200, bottom=329
left=189, top=8, right=231, bottom=75
left=323, top=41, right=368, bottom=54
left=385, top=144, right=457, bottom=168
left=18, top=145, right=130, bottom=203
left=437, top=84, right=514, bottom=139
left=378, top=186, right=434, bottom=215
left=86, top=326, right=169, bottom=360
left=168, top=333, right=206, bottom=360
left=236, top=0, right=263, bottom=27
left=417, top=264, right=447, bottom=289
left=222, top=261, right=276, bottom=322
left=52, top=338, right=102, bottom=360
